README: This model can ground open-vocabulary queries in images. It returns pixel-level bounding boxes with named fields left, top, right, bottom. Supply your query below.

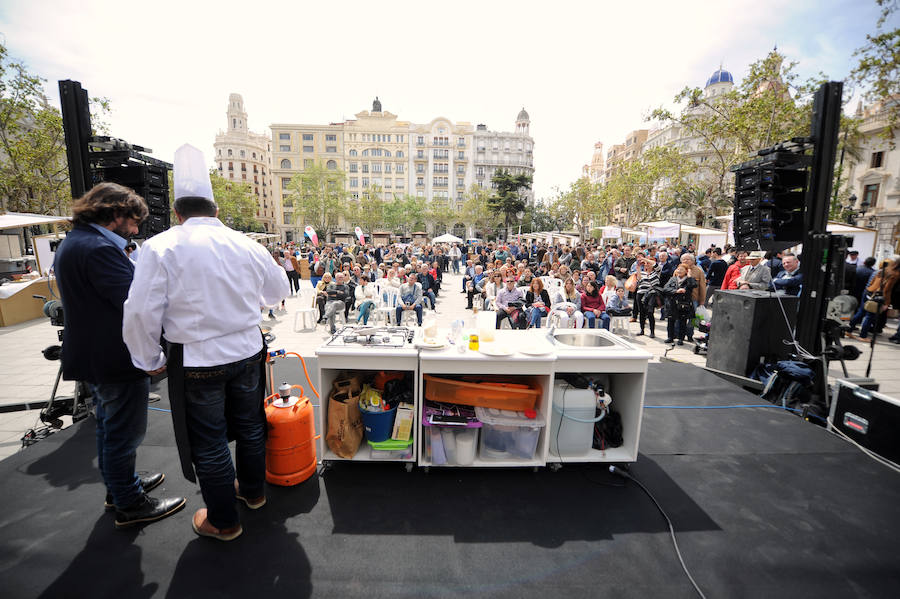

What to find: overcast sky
left=0, top=0, right=890, bottom=200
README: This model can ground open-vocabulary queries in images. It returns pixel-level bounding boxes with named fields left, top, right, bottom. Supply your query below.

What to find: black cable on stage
left=609, top=465, right=707, bottom=599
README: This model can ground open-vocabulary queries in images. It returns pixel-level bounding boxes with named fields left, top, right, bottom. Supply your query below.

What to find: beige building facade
left=214, top=94, right=274, bottom=232
left=269, top=122, right=344, bottom=241
left=846, top=99, right=900, bottom=258
left=266, top=99, right=535, bottom=242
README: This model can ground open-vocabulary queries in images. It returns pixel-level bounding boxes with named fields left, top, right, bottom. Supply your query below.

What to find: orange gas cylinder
left=265, top=382, right=318, bottom=486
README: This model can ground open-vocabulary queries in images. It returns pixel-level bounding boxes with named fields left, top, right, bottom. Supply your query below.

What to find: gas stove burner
left=326, top=325, right=415, bottom=348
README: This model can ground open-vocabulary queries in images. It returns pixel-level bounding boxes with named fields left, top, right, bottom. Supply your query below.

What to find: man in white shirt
left=123, top=144, right=289, bottom=542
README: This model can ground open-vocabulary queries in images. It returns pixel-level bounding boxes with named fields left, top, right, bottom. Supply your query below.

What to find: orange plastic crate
left=423, top=375, right=540, bottom=411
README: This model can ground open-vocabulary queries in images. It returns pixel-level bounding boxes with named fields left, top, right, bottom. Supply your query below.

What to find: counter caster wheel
left=318, top=460, right=331, bottom=475
left=532, top=466, right=539, bottom=473
left=405, top=463, right=413, bottom=473
left=549, top=463, right=562, bottom=472
left=423, top=466, right=430, bottom=474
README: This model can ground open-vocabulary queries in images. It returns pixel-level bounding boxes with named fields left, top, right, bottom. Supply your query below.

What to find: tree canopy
left=487, top=169, right=532, bottom=237
left=285, top=161, right=347, bottom=239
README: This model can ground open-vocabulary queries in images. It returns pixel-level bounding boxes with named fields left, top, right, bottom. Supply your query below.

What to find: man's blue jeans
left=396, top=304, right=423, bottom=325
left=91, top=377, right=150, bottom=509
left=183, top=353, right=266, bottom=529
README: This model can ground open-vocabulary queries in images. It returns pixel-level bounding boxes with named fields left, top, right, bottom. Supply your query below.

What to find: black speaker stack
left=89, top=138, right=172, bottom=239
left=59, top=80, right=173, bottom=240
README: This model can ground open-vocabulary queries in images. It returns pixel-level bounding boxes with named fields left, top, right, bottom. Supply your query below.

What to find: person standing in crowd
left=314, top=272, right=333, bottom=323
left=55, top=182, right=185, bottom=530
left=722, top=250, right=748, bottom=290
left=849, top=258, right=899, bottom=340
left=449, top=243, right=462, bottom=274
left=397, top=272, right=424, bottom=326
left=663, top=264, right=698, bottom=345
left=768, top=251, right=784, bottom=278
left=123, top=144, right=289, bottom=541
left=705, top=247, right=728, bottom=306
left=736, top=251, right=773, bottom=290
left=524, top=277, right=552, bottom=328
left=614, top=245, right=636, bottom=282
left=853, top=257, right=877, bottom=306
left=282, top=250, right=300, bottom=295
left=698, top=249, right=712, bottom=273
left=635, top=257, right=661, bottom=338
left=771, top=253, right=803, bottom=296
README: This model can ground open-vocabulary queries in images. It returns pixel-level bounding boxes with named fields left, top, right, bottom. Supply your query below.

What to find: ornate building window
left=280, top=159, right=291, bottom=169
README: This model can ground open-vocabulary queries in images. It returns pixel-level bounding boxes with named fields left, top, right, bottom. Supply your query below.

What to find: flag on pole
left=304, top=225, right=319, bottom=246
left=354, top=226, right=366, bottom=246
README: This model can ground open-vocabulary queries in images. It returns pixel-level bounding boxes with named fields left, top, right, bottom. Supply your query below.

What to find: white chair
left=610, top=315, right=631, bottom=337
left=375, top=286, right=401, bottom=325
left=292, top=288, right=319, bottom=332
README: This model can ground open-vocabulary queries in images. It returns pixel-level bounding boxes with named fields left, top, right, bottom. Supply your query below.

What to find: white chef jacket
left=123, top=217, right=289, bottom=370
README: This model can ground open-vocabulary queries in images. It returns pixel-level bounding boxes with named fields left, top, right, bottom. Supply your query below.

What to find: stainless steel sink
left=553, top=333, right=617, bottom=347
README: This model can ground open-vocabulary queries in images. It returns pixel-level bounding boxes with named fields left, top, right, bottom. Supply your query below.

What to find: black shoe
left=114, top=494, right=186, bottom=529
left=636, top=331, right=644, bottom=336
left=105, top=472, right=166, bottom=510
left=664, top=338, right=674, bottom=344
left=676, top=340, right=684, bottom=346
left=649, top=333, right=655, bottom=339
left=889, top=337, right=900, bottom=345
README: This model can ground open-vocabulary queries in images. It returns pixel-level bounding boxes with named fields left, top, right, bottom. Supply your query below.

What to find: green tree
left=426, top=198, right=455, bottom=236
left=209, top=170, right=262, bottom=231
left=346, top=185, right=386, bottom=235
left=487, top=169, right=533, bottom=238
left=286, top=161, right=346, bottom=241
left=0, top=43, right=103, bottom=214
left=558, top=177, right=598, bottom=239
left=461, top=184, right=493, bottom=238
left=649, top=49, right=811, bottom=223
left=851, top=0, right=900, bottom=146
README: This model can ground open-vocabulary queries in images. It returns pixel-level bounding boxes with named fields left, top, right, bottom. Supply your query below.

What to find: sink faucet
left=546, top=325, right=556, bottom=342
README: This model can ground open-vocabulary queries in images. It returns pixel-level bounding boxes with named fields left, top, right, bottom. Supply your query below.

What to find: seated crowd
left=264, top=236, right=900, bottom=345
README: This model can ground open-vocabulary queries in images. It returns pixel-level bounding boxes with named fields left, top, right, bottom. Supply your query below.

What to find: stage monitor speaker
left=829, top=379, right=900, bottom=464
left=706, top=290, right=799, bottom=377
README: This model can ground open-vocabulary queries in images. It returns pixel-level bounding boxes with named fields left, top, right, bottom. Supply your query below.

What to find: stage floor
left=1, top=362, right=898, bottom=598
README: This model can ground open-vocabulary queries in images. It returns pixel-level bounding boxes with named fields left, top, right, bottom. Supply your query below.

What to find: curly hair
left=71, top=182, right=148, bottom=226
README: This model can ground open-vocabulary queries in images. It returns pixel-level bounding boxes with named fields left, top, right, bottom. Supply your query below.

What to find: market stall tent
left=680, top=224, right=728, bottom=251
left=638, top=220, right=682, bottom=240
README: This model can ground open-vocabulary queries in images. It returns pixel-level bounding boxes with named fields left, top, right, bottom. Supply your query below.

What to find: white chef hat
left=173, top=144, right=214, bottom=201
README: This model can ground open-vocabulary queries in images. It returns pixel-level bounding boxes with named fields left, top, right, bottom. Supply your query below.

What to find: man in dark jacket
left=54, top=182, right=185, bottom=529
left=705, top=247, right=728, bottom=306
left=853, top=257, right=876, bottom=306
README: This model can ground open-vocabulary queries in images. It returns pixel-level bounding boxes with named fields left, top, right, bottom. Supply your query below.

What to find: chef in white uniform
left=123, top=144, right=289, bottom=542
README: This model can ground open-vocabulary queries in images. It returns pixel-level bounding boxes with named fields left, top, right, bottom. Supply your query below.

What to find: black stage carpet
left=1, top=362, right=899, bottom=598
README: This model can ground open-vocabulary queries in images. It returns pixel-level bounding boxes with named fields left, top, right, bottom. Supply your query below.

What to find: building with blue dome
left=705, top=68, right=734, bottom=88
left=704, top=66, right=735, bottom=98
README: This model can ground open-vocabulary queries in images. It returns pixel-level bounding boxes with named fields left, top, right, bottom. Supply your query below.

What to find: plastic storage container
left=476, top=407, right=545, bottom=461
left=424, top=375, right=541, bottom=411
left=549, top=382, right=599, bottom=457
left=424, top=426, right=479, bottom=465
left=368, top=437, right=413, bottom=460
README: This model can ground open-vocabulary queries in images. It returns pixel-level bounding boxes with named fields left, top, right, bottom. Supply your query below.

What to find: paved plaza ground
left=1, top=271, right=897, bottom=462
